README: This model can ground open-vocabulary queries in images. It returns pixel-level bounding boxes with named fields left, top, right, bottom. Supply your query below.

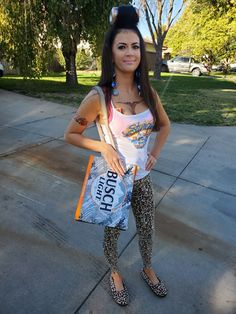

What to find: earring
left=111, top=73, right=119, bottom=96
left=135, top=70, right=141, bottom=96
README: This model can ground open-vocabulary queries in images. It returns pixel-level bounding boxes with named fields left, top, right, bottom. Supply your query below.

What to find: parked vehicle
left=212, top=64, right=224, bottom=72
left=229, top=64, right=236, bottom=72
left=162, top=56, right=208, bottom=76
left=212, top=63, right=236, bottom=73
left=0, top=62, right=4, bottom=77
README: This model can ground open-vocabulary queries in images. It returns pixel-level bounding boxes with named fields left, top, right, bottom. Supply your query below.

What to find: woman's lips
left=123, top=60, right=136, bottom=64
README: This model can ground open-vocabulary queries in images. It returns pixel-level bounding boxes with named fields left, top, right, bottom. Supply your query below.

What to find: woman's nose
left=125, top=47, right=134, bottom=55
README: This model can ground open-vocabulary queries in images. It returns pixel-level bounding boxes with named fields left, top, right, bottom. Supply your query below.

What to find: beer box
left=75, top=155, right=137, bottom=230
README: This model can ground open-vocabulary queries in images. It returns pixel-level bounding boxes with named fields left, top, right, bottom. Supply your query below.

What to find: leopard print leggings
left=103, top=174, right=155, bottom=272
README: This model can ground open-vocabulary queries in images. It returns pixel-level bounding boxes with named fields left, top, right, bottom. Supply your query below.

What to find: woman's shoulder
left=80, top=87, right=101, bottom=110
left=150, top=87, right=161, bottom=103
left=150, top=87, right=159, bottom=97
left=84, top=87, right=99, bottom=102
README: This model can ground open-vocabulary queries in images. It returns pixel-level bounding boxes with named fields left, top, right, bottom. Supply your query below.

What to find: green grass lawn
left=152, top=73, right=236, bottom=125
left=0, top=71, right=235, bottom=126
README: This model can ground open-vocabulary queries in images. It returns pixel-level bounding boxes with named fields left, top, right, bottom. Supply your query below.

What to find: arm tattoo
left=73, top=114, right=88, bottom=126
left=73, top=90, right=98, bottom=126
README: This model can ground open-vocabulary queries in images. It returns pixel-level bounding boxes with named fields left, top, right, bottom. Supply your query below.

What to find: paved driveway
left=0, top=89, right=236, bottom=314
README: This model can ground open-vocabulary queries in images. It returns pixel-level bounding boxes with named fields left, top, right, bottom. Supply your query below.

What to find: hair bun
left=113, top=5, right=139, bottom=29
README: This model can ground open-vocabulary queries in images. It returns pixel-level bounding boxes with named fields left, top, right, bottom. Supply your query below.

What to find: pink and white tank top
left=105, top=101, right=154, bottom=180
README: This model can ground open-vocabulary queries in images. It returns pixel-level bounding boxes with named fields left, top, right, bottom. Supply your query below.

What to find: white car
left=0, top=62, right=4, bottom=77
left=162, top=56, right=208, bottom=76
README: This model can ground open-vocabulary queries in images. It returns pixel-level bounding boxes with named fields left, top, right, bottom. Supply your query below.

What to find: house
left=144, top=38, right=172, bottom=71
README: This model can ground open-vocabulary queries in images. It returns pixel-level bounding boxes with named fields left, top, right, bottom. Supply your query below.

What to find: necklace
left=115, top=100, right=143, bottom=115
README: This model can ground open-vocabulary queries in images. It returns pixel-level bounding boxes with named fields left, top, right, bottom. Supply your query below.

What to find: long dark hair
left=98, top=5, right=159, bottom=129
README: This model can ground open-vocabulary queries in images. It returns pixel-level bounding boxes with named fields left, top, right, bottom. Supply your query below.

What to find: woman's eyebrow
left=117, top=42, right=139, bottom=45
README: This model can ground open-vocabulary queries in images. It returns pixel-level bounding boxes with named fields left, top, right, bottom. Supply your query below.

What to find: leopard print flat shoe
left=109, top=274, right=129, bottom=306
left=140, top=269, right=168, bottom=297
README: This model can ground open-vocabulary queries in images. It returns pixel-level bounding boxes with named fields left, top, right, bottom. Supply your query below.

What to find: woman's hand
left=101, top=143, right=125, bottom=177
left=145, top=153, right=157, bottom=171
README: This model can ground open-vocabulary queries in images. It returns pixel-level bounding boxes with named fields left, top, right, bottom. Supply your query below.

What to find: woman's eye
left=118, top=45, right=126, bottom=50
left=133, top=45, right=140, bottom=49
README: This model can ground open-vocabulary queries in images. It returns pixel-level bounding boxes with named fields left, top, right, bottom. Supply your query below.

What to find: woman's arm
left=65, top=90, right=102, bottom=151
left=145, top=91, right=171, bottom=171
left=64, top=89, right=125, bottom=176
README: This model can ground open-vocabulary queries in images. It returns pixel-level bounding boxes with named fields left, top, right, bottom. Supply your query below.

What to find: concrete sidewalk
left=0, top=88, right=236, bottom=314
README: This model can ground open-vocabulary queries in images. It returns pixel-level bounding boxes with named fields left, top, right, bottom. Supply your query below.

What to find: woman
left=65, top=5, right=170, bottom=306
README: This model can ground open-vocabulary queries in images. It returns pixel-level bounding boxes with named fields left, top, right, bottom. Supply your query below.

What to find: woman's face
left=112, top=30, right=141, bottom=74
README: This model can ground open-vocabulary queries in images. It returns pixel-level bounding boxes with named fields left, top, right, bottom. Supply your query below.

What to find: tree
left=41, top=0, right=130, bottom=86
left=0, top=0, right=54, bottom=78
left=0, top=6, right=8, bottom=60
left=140, top=0, right=185, bottom=79
left=193, top=0, right=235, bottom=14
left=76, top=47, right=93, bottom=70
left=165, top=0, right=236, bottom=69
left=0, top=0, right=129, bottom=85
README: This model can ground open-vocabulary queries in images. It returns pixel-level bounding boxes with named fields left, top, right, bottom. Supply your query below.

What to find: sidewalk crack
left=73, top=232, right=137, bottom=313
left=154, top=136, right=211, bottom=207
left=0, top=137, right=59, bottom=158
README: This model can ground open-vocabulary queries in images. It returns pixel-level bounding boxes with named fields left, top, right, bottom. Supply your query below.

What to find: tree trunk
left=154, top=38, right=163, bottom=80
left=62, top=39, right=78, bottom=87
left=64, top=52, right=78, bottom=86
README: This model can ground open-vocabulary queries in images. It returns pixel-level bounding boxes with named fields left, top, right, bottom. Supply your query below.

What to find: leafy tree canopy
left=0, top=0, right=128, bottom=83
left=0, top=0, right=54, bottom=78
left=165, top=0, right=236, bottom=66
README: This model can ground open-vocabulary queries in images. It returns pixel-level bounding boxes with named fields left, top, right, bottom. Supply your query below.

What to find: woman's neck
left=115, top=72, right=136, bottom=94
